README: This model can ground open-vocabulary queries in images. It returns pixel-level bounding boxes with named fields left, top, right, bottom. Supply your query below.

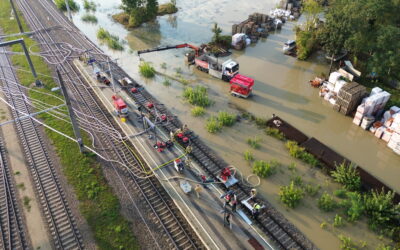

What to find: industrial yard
left=0, top=0, right=399, bottom=249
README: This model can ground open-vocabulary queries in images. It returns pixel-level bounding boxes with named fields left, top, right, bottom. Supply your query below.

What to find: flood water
left=70, top=0, right=399, bottom=248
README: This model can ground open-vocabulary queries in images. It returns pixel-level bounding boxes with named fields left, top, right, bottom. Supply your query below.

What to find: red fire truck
left=112, top=95, right=128, bottom=117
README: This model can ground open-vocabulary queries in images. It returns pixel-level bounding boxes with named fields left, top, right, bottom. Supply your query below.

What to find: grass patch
left=158, top=2, right=178, bottom=15
left=265, top=127, right=285, bottom=140
left=191, top=106, right=205, bottom=117
left=17, top=183, right=25, bottom=191
left=205, top=116, right=222, bottom=133
left=279, top=181, right=304, bottom=208
left=285, top=140, right=319, bottom=167
left=304, top=183, right=320, bottom=197
left=96, top=27, right=124, bottom=51
left=183, top=86, right=212, bottom=107
left=81, top=13, right=98, bottom=23
left=217, top=111, right=236, bottom=127
left=252, top=160, right=280, bottom=178
left=243, top=150, right=254, bottom=162
left=55, top=0, right=79, bottom=12
left=139, top=62, right=156, bottom=78
left=247, top=136, right=261, bottom=149
left=0, top=1, right=138, bottom=248
left=14, top=171, right=20, bottom=175
left=23, top=196, right=31, bottom=211
left=83, top=0, right=96, bottom=11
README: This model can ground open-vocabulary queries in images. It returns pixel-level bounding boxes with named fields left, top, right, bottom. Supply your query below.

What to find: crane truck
left=137, top=43, right=254, bottom=98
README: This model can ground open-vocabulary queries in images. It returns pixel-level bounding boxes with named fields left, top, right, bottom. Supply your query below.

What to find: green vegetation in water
left=252, top=160, right=280, bottom=178
left=304, top=183, right=320, bottom=197
left=217, top=111, right=236, bottom=127
left=243, top=150, right=254, bottom=162
left=290, top=175, right=303, bottom=187
left=182, top=86, right=212, bottom=107
left=247, top=136, right=261, bottom=149
left=83, top=0, right=96, bottom=11
left=205, top=116, right=222, bottom=133
left=279, top=181, right=304, bottom=208
left=331, top=162, right=361, bottom=191
left=81, top=13, right=98, bottom=23
left=158, top=1, right=178, bottom=15
left=285, top=140, right=319, bottom=167
left=139, top=62, right=156, bottom=78
left=339, top=191, right=364, bottom=222
left=318, top=192, right=337, bottom=212
left=333, top=214, right=344, bottom=227
left=288, top=162, right=296, bottom=172
left=0, top=2, right=138, bottom=247
left=338, top=235, right=357, bottom=250
left=55, top=0, right=79, bottom=11
left=96, top=27, right=124, bottom=51
left=265, top=127, right=285, bottom=140
left=191, top=106, right=205, bottom=117
left=162, top=78, right=171, bottom=86
left=334, top=189, right=348, bottom=199
left=160, top=62, right=167, bottom=69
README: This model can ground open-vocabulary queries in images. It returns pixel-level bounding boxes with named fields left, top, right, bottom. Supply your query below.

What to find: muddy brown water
left=71, top=0, right=398, bottom=248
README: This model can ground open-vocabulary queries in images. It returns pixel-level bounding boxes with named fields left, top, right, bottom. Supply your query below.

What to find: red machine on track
left=138, top=43, right=254, bottom=98
left=112, top=95, right=128, bottom=117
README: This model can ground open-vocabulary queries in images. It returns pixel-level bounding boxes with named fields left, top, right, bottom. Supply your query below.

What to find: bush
left=243, top=150, right=254, bottom=162
left=252, top=160, right=279, bottom=178
left=247, top=136, right=261, bottom=149
left=331, top=162, right=361, bottom=191
left=285, top=141, right=319, bottom=167
left=334, top=189, right=348, bottom=199
left=364, top=189, right=400, bottom=235
left=55, top=0, right=79, bottom=11
left=128, top=7, right=148, bottom=28
left=83, top=0, right=96, bottom=11
left=191, top=106, right=205, bottom=117
left=158, top=2, right=178, bottom=15
left=139, top=62, right=156, bottom=78
left=183, top=86, right=212, bottom=107
left=162, top=78, right=171, bottom=86
left=96, top=28, right=124, bottom=51
left=291, top=175, right=303, bottom=187
left=279, top=181, right=304, bottom=208
left=81, top=14, right=98, bottom=23
left=333, top=214, right=344, bottom=227
left=265, top=127, right=285, bottom=140
left=217, top=111, right=236, bottom=126
left=338, top=235, right=356, bottom=250
left=304, top=183, right=320, bottom=197
left=318, top=192, right=336, bottom=212
left=206, top=116, right=222, bottom=133
left=296, top=29, right=317, bottom=60
left=341, top=192, right=364, bottom=222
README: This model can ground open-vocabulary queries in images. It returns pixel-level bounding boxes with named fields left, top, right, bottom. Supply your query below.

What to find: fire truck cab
left=229, top=74, right=254, bottom=98
left=112, top=95, right=128, bottom=117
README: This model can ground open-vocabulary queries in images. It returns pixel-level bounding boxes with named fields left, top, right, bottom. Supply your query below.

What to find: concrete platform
left=74, top=59, right=276, bottom=250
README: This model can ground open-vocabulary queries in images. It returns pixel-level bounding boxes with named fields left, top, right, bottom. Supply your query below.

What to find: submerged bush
left=217, top=111, right=236, bottom=127
left=183, top=86, right=212, bottom=107
left=247, top=136, right=261, bottom=149
left=243, top=150, right=254, bottom=162
left=285, top=140, right=319, bottom=167
left=96, top=27, right=124, bottom=51
left=333, top=214, right=344, bottom=227
left=304, top=183, right=320, bottom=197
left=55, top=0, right=79, bottom=11
left=205, top=116, right=222, bottom=133
left=252, top=160, right=280, bottom=178
left=83, top=0, right=96, bottom=11
left=331, top=162, right=361, bottom=191
left=318, top=192, right=336, bottom=212
left=81, top=14, right=98, bottom=23
left=340, top=192, right=364, bottom=222
left=265, top=127, right=285, bottom=140
left=279, top=181, right=304, bottom=208
left=191, top=106, right=205, bottom=117
left=139, top=62, right=156, bottom=78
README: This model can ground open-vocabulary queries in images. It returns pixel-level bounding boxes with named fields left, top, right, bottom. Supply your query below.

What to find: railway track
left=0, top=42, right=83, bottom=248
left=0, top=134, right=28, bottom=249
left=15, top=0, right=203, bottom=248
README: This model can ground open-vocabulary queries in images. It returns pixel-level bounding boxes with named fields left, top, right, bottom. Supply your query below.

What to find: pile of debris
left=231, top=1, right=301, bottom=50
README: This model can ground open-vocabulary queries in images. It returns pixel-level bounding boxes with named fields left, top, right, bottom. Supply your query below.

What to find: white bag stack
left=388, top=113, right=400, bottom=155
left=361, top=115, right=375, bottom=130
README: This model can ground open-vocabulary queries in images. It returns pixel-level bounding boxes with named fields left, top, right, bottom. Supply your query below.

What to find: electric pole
left=107, top=58, right=118, bottom=94
left=56, top=68, right=84, bottom=153
left=64, top=0, right=72, bottom=21
left=9, top=0, right=24, bottom=33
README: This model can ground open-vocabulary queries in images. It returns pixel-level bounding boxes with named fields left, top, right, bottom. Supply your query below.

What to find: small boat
left=283, top=40, right=296, bottom=53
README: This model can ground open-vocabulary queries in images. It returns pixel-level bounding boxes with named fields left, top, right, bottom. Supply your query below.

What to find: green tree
left=211, top=23, right=222, bottom=43
left=122, top=0, right=142, bottom=12
left=146, top=0, right=159, bottom=19
left=303, top=0, right=322, bottom=30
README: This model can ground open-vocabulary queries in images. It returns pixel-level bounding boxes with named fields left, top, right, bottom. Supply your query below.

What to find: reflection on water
left=71, top=0, right=400, bottom=249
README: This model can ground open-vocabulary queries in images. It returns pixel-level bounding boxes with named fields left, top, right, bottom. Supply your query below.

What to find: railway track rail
left=0, top=42, right=83, bottom=248
left=0, top=132, right=28, bottom=249
left=15, top=0, right=203, bottom=248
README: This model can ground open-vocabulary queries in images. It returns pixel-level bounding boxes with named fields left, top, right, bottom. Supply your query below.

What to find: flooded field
left=70, top=0, right=399, bottom=248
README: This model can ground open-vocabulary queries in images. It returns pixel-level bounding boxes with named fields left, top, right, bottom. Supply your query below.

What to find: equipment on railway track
left=112, top=95, right=128, bottom=118
left=96, top=71, right=111, bottom=86
left=174, top=158, right=185, bottom=173
left=137, top=43, right=255, bottom=98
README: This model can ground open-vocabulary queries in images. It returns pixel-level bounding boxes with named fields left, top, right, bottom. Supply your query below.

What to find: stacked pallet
left=334, top=82, right=367, bottom=115
left=231, top=13, right=272, bottom=38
